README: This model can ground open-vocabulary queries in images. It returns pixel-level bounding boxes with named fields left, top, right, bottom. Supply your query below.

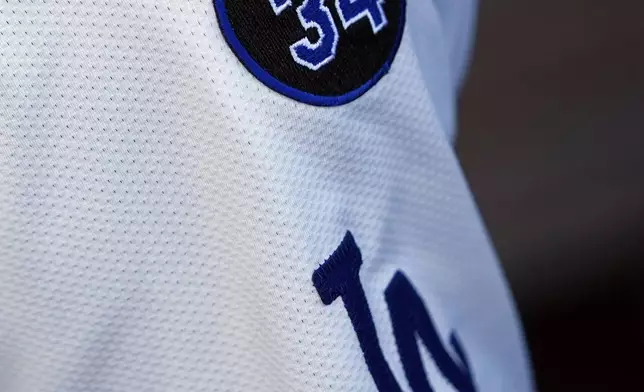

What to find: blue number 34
left=270, top=0, right=388, bottom=70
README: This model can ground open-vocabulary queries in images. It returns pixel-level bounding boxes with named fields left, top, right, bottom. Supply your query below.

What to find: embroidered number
left=336, top=0, right=388, bottom=33
left=289, top=0, right=339, bottom=70
left=270, top=0, right=387, bottom=70
left=216, top=0, right=405, bottom=105
left=269, top=0, right=292, bottom=15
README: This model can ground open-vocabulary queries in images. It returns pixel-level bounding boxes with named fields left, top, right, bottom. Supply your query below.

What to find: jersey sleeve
left=0, top=1, right=532, bottom=392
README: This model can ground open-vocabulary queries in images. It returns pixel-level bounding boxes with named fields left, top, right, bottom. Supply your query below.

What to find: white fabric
left=0, top=1, right=532, bottom=391
left=434, top=0, right=479, bottom=91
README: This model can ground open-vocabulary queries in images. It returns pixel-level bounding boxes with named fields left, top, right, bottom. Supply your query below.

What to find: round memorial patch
left=214, top=0, right=406, bottom=106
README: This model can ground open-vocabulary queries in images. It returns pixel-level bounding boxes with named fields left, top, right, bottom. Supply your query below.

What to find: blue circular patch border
left=213, top=0, right=407, bottom=107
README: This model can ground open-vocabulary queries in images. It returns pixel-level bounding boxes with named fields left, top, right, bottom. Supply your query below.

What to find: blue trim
left=213, top=0, right=407, bottom=106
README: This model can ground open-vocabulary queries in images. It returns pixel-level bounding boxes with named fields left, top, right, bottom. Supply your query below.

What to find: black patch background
left=224, top=0, right=403, bottom=97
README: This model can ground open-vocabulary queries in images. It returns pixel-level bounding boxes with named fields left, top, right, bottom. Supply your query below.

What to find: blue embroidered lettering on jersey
left=312, top=231, right=477, bottom=392
left=313, top=231, right=403, bottom=392
left=386, top=272, right=476, bottom=392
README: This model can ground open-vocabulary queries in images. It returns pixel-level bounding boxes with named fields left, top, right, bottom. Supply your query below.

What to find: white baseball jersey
left=0, top=1, right=533, bottom=391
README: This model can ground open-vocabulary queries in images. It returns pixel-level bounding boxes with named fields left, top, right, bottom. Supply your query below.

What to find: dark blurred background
left=456, top=1, right=644, bottom=390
